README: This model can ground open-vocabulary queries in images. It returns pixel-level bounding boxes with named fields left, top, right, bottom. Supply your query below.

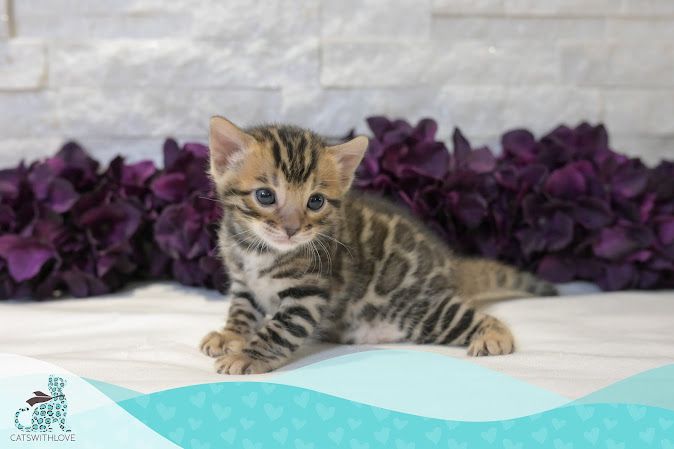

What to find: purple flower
left=78, top=201, right=142, bottom=249
left=121, top=160, right=156, bottom=187
left=0, top=235, right=56, bottom=282
left=0, top=118, right=671, bottom=298
left=151, top=173, right=188, bottom=202
left=358, top=119, right=674, bottom=290
left=46, top=142, right=99, bottom=190
left=545, top=163, right=589, bottom=199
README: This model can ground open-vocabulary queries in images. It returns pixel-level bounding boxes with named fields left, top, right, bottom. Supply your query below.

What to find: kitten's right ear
left=209, top=116, right=251, bottom=179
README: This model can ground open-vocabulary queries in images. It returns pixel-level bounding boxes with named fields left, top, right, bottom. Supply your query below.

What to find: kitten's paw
left=467, top=318, right=514, bottom=356
left=214, top=353, right=272, bottom=375
left=199, top=330, right=247, bottom=358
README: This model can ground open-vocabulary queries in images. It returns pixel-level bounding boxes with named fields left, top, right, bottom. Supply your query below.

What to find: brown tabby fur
left=200, top=117, right=557, bottom=374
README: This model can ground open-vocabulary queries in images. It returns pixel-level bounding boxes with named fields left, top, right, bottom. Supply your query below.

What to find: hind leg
left=391, top=293, right=514, bottom=356
left=466, top=314, right=514, bottom=356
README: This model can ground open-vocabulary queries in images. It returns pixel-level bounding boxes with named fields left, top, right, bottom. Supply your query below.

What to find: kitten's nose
left=284, top=226, right=300, bottom=238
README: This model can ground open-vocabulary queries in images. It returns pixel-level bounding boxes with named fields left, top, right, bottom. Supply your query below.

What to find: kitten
left=200, top=117, right=557, bottom=374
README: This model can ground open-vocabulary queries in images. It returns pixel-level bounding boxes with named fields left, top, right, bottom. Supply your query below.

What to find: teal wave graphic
left=4, top=352, right=674, bottom=449
left=88, top=350, right=674, bottom=421
left=271, top=349, right=568, bottom=420
left=84, top=377, right=142, bottom=402
left=574, top=364, right=674, bottom=412
left=118, top=382, right=674, bottom=449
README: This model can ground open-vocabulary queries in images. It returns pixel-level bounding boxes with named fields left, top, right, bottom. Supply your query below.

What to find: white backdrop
left=1, top=0, right=672, bottom=166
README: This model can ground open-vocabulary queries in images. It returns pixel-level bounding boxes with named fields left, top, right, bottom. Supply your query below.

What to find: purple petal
left=0, top=235, right=20, bottom=257
left=48, top=141, right=99, bottom=188
left=151, top=173, right=188, bottom=202
left=658, top=218, right=674, bottom=245
left=28, top=163, right=55, bottom=200
left=122, top=160, right=156, bottom=186
left=452, top=128, right=472, bottom=167
left=162, top=139, right=181, bottom=171
left=576, top=123, right=610, bottom=156
left=612, top=164, right=648, bottom=198
left=502, top=129, right=536, bottom=163
left=593, top=226, right=640, bottom=260
left=570, top=197, right=613, bottom=229
left=402, top=142, right=449, bottom=180
left=366, top=116, right=392, bottom=140
left=544, top=212, right=575, bottom=251
left=545, top=164, right=587, bottom=199
left=0, top=237, right=55, bottom=282
left=172, top=259, right=206, bottom=286
left=639, top=193, right=656, bottom=223
left=518, top=164, right=548, bottom=190
left=62, top=269, right=109, bottom=297
left=537, top=255, right=576, bottom=283
left=79, top=202, right=142, bottom=248
left=413, top=118, right=438, bottom=142
left=0, top=167, right=23, bottom=201
left=48, top=178, right=79, bottom=213
left=599, top=263, right=636, bottom=291
left=466, top=147, right=496, bottom=174
left=184, top=142, right=209, bottom=160
left=516, top=227, right=546, bottom=257
left=452, top=192, right=488, bottom=228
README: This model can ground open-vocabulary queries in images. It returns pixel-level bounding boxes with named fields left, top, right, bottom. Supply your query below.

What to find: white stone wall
left=1, top=0, right=672, bottom=166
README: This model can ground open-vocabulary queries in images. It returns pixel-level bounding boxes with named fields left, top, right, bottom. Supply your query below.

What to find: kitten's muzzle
left=284, top=225, right=300, bottom=238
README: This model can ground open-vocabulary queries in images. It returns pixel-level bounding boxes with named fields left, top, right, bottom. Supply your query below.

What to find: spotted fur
left=200, top=117, right=557, bottom=374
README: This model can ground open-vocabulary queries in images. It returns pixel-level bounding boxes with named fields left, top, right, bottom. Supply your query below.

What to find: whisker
left=315, top=237, right=332, bottom=274
left=316, top=232, right=353, bottom=259
left=199, top=195, right=227, bottom=206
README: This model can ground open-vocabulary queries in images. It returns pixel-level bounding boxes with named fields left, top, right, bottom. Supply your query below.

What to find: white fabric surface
left=1, top=282, right=672, bottom=399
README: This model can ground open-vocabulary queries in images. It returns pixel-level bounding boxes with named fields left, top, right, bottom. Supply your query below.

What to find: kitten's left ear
left=326, top=135, right=369, bottom=191
left=209, top=116, right=254, bottom=181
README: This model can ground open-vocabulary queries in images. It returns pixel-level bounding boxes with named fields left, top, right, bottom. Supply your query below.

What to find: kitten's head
left=209, top=117, right=368, bottom=253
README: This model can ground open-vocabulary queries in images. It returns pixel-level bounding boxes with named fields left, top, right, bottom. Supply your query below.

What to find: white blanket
left=1, top=282, right=672, bottom=399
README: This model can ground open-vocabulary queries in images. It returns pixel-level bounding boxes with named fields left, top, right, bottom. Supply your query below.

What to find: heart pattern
left=532, top=427, right=548, bottom=443
left=264, top=403, right=284, bottom=421
left=272, top=427, right=288, bottom=444
left=425, top=426, right=441, bottom=444
left=117, top=382, right=674, bottom=449
left=328, top=427, right=345, bottom=444
left=373, top=427, right=390, bottom=444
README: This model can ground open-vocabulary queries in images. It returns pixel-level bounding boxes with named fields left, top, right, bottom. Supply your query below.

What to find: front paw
left=214, top=353, right=272, bottom=375
left=199, top=330, right=247, bottom=358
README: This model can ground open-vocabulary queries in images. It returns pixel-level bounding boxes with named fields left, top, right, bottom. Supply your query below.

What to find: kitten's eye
left=307, top=194, right=325, bottom=211
left=255, top=188, right=276, bottom=206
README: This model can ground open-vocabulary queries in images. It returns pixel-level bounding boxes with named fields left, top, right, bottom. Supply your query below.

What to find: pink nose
left=284, top=226, right=300, bottom=238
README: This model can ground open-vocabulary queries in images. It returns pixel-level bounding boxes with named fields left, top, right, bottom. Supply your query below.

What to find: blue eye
left=255, top=188, right=276, bottom=205
left=307, top=194, right=325, bottom=211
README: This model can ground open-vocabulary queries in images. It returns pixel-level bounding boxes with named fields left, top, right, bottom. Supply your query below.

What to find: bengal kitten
left=200, top=117, right=557, bottom=374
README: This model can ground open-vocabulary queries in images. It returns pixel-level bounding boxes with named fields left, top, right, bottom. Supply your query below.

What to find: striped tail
left=456, top=257, right=558, bottom=303
left=15, top=407, right=28, bottom=431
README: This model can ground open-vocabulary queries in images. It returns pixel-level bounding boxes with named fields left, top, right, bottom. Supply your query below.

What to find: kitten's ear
left=326, top=135, right=369, bottom=190
left=209, top=116, right=252, bottom=179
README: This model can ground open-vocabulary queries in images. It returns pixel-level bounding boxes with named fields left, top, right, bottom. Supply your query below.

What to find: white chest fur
left=237, top=252, right=287, bottom=313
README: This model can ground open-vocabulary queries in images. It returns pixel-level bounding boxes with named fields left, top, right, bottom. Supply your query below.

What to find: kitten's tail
left=455, top=257, right=557, bottom=303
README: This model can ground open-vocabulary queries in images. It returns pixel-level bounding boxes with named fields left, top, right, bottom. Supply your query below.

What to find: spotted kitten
left=200, top=117, right=557, bottom=374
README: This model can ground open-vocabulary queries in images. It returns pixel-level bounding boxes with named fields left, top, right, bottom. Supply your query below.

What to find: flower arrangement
left=357, top=117, right=673, bottom=291
left=0, top=117, right=671, bottom=299
left=0, top=140, right=225, bottom=299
